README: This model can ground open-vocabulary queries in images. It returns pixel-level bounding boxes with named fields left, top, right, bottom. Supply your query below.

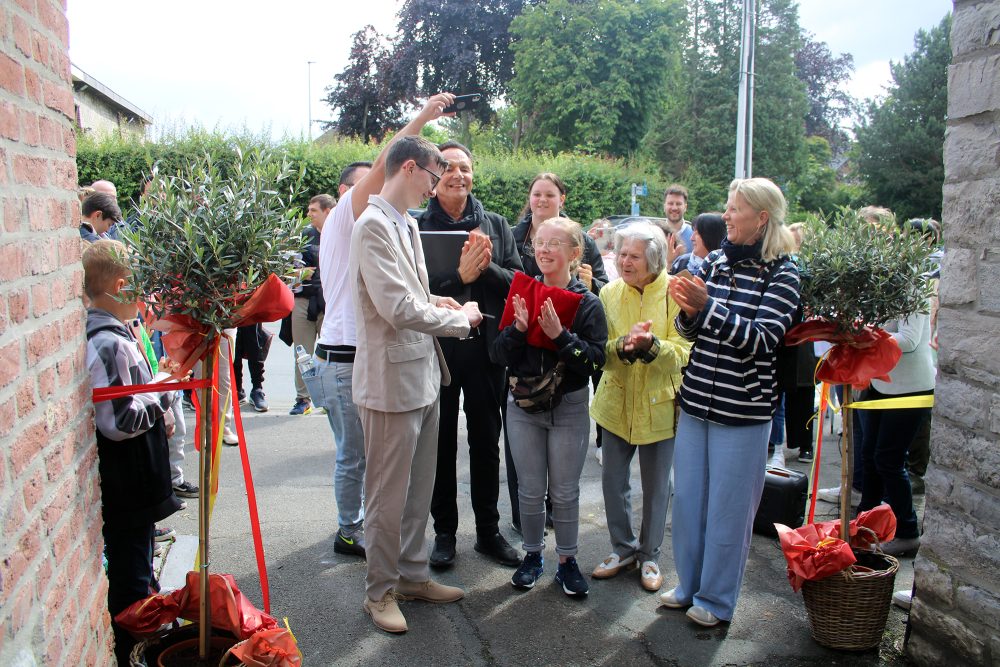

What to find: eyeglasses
left=415, top=163, right=443, bottom=188
left=531, top=238, right=572, bottom=251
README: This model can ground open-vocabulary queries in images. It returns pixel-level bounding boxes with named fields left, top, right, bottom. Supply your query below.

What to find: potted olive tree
left=119, top=142, right=306, bottom=665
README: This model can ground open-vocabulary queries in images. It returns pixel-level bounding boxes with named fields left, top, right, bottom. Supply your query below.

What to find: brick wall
left=0, top=1, right=115, bottom=665
left=906, top=1, right=1000, bottom=665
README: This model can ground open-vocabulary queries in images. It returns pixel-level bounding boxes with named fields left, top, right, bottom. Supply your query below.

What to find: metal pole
left=734, top=0, right=756, bottom=179
left=307, top=61, right=316, bottom=140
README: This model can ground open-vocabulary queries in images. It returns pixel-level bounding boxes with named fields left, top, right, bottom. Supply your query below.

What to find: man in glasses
left=417, top=141, right=523, bottom=571
left=351, top=135, right=483, bottom=633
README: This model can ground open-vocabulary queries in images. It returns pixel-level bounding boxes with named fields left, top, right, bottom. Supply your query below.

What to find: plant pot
left=130, top=624, right=240, bottom=667
left=801, top=550, right=899, bottom=651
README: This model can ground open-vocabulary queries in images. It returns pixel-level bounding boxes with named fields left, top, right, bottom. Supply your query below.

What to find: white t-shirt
left=317, top=189, right=359, bottom=347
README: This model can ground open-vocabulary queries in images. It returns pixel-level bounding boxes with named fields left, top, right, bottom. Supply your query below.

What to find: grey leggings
left=506, top=387, right=590, bottom=557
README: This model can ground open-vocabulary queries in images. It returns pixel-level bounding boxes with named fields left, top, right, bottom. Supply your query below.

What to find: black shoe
left=172, top=481, right=200, bottom=498
left=555, top=556, right=589, bottom=597
left=237, top=388, right=247, bottom=404
left=333, top=528, right=366, bottom=558
left=430, top=534, right=456, bottom=569
left=249, top=387, right=268, bottom=412
left=475, top=532, right=521, bottom=567
left=798, top=449, right=814, bottom=463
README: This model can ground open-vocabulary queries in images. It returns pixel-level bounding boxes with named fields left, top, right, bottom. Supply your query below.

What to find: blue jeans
left=304, top=357, right=365, bottom=534
left=671, top=409, right=770, bottom=621
left=506, top=387, right=590, bottom=557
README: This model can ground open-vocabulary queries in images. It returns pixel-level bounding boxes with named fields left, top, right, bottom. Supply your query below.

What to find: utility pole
left=734, top=0, right=755, bottom=179
left=307, top=61, right=316, bottom=140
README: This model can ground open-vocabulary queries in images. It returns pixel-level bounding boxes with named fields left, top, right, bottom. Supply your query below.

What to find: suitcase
left=753, top=465, right=808, bottom=537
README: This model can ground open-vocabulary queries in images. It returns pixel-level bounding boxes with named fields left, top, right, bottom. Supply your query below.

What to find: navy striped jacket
left=675, top=245, right=801, bottom=425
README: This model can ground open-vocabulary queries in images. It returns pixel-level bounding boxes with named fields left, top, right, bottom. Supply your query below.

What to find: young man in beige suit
left=350, top=135, right=484, bottom=634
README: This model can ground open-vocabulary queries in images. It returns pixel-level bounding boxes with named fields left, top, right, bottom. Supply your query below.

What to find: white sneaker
left=595, top=447, right=603, bottom=466
left=892, top=589, right=912, bottom=611
left=769, top=447, right=785, bottom=468
left=222, top=427, right=239, bottom=446
left=816, top=486, right=861, bottom=505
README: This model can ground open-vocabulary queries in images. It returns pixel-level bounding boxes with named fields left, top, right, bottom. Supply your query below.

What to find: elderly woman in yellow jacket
left=590, top=221, right=692, bottom=592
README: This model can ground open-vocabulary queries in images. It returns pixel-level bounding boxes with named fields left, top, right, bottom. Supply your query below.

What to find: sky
left=66, top=0, right=953, bottom=141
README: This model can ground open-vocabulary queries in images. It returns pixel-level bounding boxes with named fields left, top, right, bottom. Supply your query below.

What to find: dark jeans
left=857, top=387, right=932, bottom=539
left=431, top=336, right=503, bottom=538
left=836, top=385, right=866, bottom=492
left=907, top=415, right=932, bottom=478
left=784, top=385, right=816, bottom=452
left=234, top=324, right=267, bottom=390
left=104, top=522, right=156, bottom=665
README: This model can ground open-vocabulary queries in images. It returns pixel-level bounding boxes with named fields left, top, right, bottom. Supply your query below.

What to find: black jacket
left=491, top=276, right=608, bottom=394
left=418, top=195, right=522, bottom=365
left=512, top=214, right=609, bottom=294
left=298, top=225, right=325, bottom=320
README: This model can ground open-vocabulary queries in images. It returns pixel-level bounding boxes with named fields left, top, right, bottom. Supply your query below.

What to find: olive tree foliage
left=322, top=25, right=406, bottom=142
left=509, top=0, right=684, bottom=156
left=855, top=14, right=950, bottom=221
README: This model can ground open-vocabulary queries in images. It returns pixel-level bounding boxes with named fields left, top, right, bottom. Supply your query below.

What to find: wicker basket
left=801, top=549, right=899, bottom=651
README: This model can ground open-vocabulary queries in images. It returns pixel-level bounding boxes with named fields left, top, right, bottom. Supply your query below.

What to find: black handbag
left=509, top=362, right=565, bottom=414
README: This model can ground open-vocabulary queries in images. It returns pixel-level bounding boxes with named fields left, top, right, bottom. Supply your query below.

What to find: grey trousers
left=600, top=429, right=674, bottom=564
left=359, top=399, right=440, bottom=601
left=506, top=387, right=590, bottom=557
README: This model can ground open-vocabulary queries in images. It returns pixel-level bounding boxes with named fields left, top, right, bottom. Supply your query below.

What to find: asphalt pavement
left=161, top=324, right=917, bottom=666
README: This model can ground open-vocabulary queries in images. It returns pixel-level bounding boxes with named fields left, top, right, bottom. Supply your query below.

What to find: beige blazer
left=350, top=195, right=470, bottom=413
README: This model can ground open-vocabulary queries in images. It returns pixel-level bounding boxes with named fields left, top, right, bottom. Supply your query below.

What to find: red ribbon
left=785, top=320, right=901, bottom=389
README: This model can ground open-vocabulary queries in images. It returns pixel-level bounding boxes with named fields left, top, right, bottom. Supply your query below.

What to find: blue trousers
left=304, top=357, right=366, bottom=534
left=671, top=409, right=769, bottom=621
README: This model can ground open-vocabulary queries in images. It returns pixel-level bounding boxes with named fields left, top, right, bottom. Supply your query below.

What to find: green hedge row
left=76, top=131, right=678, bottom=227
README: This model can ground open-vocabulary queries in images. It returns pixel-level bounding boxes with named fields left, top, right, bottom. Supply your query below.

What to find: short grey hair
left=613, top=221, right=669, bottom=276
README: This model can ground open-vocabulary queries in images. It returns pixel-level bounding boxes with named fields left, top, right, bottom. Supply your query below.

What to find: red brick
left=38, top=114, right=60, bottom=149
left=31, top=281, right=51, bottom=315
left=3, top=497, right=24, bottom=539
left=23, top=468, right=44, bottom=511
left=15, top=0, right=35, bottom=15
left=0, top=339, right=20, bottom=390
left=23, top=65, right=41, bottom=103
left=10, top=585, right=33, bottom=636
left=51, top=518, right=74, bottom=561
left=43, top=438, right=69, bottom=482
left=13, top=154, right=47, bottom=186
left=57, top=309, right=83, bottom=343
left=0, top=396, right=14, bottom=437
left=27, top=196, right=49, bottom=232
left=26, top=323, right=60, bottom=364
left=9, top=288, right=29, bottom=323
left=61, top=124, right=74, bottom=155
left=4, top=196, right=22, bottom=233
left=13, top=14, right=31, bottom=57
left=31, top=30, right=50, bottom=68
left=27, top=240, right=54, bottom=275
left=0, top=101, right=18, bottom=140
left=38, top=1, right=68, bottom=47
left=34, top=557, right=52, bottom=605
left=0, top=52, right=25, bottom=95
left=51, top=156, right=75, bottom=188
left=38, top=364, right=55, bottom=399
left=0, top=241, right=28, bottom=281
left=15, top=377, right=36, bottom=417
left=19, top=528, right=41, bottom=568
left=18, top=107, right=40, bottom=146
left=10, top=419, right=44, bottom=475
left=43, top=79, right=73, bottom=119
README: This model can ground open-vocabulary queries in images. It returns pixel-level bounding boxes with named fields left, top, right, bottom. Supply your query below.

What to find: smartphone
left=443, top=93, right=482, bottom=114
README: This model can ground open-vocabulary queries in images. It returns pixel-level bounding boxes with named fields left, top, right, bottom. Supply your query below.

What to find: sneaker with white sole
left=555, top=557, right=589, bottom=597
left=640, top=561, right=663, bottom=591
left=222, top=427, right=239, bottom=446
left=892, top=589, right=912, bottom=611
left=816, top=485, right=861, bottom=505
left=686, top=605, right=721, bottom=627
left=591, top=553, right=636, bottom=579
left=511, top=552, right=544, bottom=590
left=153, top=526, right=175, bottom=542
left=659, top=587, right=688, bottom=609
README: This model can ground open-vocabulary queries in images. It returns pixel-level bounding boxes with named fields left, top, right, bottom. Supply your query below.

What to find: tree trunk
left=198, top=340, right=218, bottom=660
left=839, top=384, right=853, bottom=543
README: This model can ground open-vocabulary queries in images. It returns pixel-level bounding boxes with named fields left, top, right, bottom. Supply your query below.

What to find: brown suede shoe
left=395, top=578, right=465, bottom=603
left=363, top=591, right=407, bottom=633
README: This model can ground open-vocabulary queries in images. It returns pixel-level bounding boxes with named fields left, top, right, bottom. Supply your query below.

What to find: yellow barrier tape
left=848, top=395, right=934, bottom=410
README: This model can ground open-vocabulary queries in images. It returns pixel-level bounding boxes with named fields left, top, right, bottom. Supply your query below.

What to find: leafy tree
left=391, top=0, right=531, bottom=125
left=787, top=136, right=838, bottom=213
left=322, top=26, right=405, bottom=142
left=646, top=0, right=809, bottom=189
left=795, top=34, right=857, bottom=153
left=855, top=14, right=950, bottom=221
left=510, top=0, right=683, bottom=156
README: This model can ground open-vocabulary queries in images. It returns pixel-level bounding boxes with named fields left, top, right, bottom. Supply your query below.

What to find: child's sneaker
left=510, top=552, right=544, bottom=590
left=555, top=556, right=589, bottom=597
left=154, top=526, right=175, bottom=542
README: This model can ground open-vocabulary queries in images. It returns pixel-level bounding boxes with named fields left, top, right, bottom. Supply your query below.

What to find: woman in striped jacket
left=660, top=178, right=800, bottom=627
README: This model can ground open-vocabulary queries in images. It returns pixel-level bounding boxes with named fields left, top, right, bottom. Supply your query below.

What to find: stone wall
left=0, top=1, right=115, bottom=665
left=907, top=1, right=1000, bottom=664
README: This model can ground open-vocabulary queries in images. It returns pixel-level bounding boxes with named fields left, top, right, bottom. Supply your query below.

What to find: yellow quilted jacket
left=590, top=271, right=692, bottom=444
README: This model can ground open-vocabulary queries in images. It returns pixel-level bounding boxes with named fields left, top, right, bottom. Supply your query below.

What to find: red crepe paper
left=499, top=271, right=584, bottom=350
left=776, top=505, right=897, bottom=592
left=229, top=628, right=302, bottom=667
left=785, top=320, right=901, bottom=389
left=115, top=572, right=278, bottom=639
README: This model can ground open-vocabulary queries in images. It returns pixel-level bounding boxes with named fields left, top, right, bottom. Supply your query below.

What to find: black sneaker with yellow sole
left=334, top=528, right=366, bottom=558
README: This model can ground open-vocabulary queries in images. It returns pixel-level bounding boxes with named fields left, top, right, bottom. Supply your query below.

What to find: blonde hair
left=787, top=222, right=806, bottom=252
left=728, top=178, right=793, bottom=262
left=858, top=206, right=896, bottom=228
left=82, top=239, right=130, bottom=299
left=537, top=216, right=584, bottom=272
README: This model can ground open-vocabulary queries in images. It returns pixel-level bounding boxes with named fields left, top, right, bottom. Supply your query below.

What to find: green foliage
left=510, top=0, right=683, bottom=156
left=855, top=14, right=950, bottom=221
left=796, top=209, right=934, bottom=334
left=787, top=137, right=838, bottom=213
left=122, top=144, right=308, bottom=333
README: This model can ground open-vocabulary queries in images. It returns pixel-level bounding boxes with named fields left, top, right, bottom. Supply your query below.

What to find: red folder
left=499, top=272, right=584, bottom=350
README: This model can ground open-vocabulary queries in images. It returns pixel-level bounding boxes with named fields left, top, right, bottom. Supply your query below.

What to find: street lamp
left=306, top=60, right=316, bottom=140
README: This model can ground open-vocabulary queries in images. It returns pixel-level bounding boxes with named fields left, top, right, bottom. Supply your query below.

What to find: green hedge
left=76, top=131, right=672, bottom=227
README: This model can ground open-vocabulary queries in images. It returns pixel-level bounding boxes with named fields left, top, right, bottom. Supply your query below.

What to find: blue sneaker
left=555, top=557, right=589, bottom=597
left=511, top=552, right=544, bottom=590
left=289, top=398, right=312, bottom=416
